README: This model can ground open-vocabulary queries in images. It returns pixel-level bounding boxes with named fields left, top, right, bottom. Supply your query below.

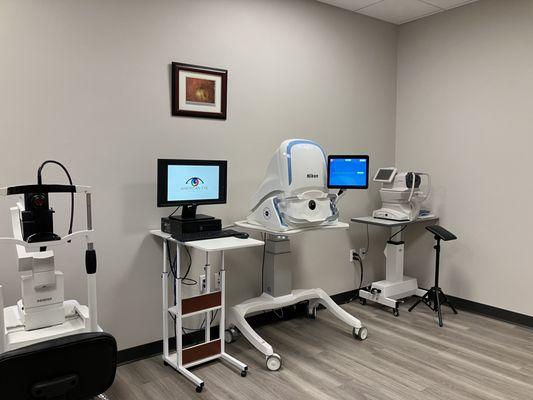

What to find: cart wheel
left=393, top=308, right=399, bottom=317
left=353, top=326, right=368, bottom=341
left=307, top=307, right=317, bottom=319
left=195, top=384, right=204, bottom=393
left=266, top=353, right=282, bottom=371
left=359, top=298, right=367, bottom=306
left=224, top=327, right=239, bottom=344
left=241, top=370, right=247, bottom=377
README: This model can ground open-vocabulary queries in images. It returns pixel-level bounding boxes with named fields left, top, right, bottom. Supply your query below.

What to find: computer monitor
left=157, top=159, right=227, bottom=219
left=327, top=155, right=369, bottom=189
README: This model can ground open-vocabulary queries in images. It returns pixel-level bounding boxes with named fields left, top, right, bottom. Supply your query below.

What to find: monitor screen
left=374, top=168, right=396, bottom=182
left=327, top=155, right=369, bottom=189
left=157, top=159, right=227, bottom=207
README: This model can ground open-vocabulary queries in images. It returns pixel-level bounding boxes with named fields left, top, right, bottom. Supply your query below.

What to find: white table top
left=350, top=215, right=438, bottom=227
left=150, top=230, right=264, bottom=252
left=234, top=220, right=349, bottom=236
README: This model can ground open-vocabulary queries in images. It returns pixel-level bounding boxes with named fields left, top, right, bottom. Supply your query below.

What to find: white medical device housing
left=372, top=168, right=430, bottom=221
left=0, top=184, right=100, bottom=353
left=247, top=139, right=338, bottom=231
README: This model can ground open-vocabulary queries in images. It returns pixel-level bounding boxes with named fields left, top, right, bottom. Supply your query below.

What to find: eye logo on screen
left=186, top=177, right=204, bottom=187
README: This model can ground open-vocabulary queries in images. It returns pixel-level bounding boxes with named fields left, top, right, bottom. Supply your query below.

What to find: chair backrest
left=0, top=332, right=117, bottom=400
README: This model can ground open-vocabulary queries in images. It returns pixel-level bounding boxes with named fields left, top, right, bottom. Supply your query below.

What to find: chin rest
left=0, top=332, right=117, bottom=400
left=426, top=225, right=457, bottom=241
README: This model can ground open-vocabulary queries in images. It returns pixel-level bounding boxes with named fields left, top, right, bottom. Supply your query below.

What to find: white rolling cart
left=150, top=230, right=264, bottom=392
left=226, top=221, right=368, bottom=372
left=350, top=215, right=438, bottom=316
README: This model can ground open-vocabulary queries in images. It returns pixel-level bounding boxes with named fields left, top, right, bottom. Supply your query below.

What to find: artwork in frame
left=171, top=62, right=227, bottom=119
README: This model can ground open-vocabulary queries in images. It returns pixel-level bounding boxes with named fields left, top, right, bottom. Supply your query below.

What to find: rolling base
left=227, top=288, right=367, bottom=370
left=358, top=276, right=427, bottom=317
left=163, top=350, right=247, bottom=391
left=408, top=286, right=458, bottom=327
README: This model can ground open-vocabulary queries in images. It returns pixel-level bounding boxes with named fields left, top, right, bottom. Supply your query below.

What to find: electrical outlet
left=199, top=274, right=206, bottom=293
left=350, top=249, right=357, bottom=263
left=215, top=272, right=221, bottom=290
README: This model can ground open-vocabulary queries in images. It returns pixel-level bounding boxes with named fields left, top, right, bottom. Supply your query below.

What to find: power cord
left=362, top=223, right=370, bottom=257
left=165, top=239, right=219, bottom=336
left=260, top=232, right=266, bottom=293
left=168, top=205, right=181, bottom=218
left=353, top=253, right=364, bottom=290
left=166, top=240, right=197, bottom=285
left=349, top=225, right=370, bottom=302
left=36, top=160, right=74, bottom=236
left=348, top=252, right=365, bottom=303
left=389, top=225, right=407, bottom=241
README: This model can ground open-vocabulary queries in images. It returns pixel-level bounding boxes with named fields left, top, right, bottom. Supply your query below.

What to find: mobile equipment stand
left=228, top=221, right=368, bottom=372
left=151, top=230, right=264, bottom=392
left=351, top=215, right=438, bottom=317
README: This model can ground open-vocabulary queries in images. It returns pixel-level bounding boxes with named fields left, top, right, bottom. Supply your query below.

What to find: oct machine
left=232, top=139, right=369, bottom=371
left=247, top=140, right=340, bottom=231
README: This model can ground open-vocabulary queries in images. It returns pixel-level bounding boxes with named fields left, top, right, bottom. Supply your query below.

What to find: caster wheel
left=163, top=361, right=169, bottom=367
left=393, top=308, right=399, bottom=317
left=195, top=384, right=204, bottom=393
left=359, top=298, right=367, bottom=306
left=241, top=370, right=247, bottom=377
left=266, top=353, right=282, bottom=371
left=353, top=326, right=368, bottom=341
left=307, top=307, right=317, bottom=319
left=224, top=327, right=239, bottom=344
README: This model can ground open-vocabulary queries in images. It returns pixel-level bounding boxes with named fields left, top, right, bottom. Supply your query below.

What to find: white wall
left=0, top=0, right=398, bottom=349
left=396, top=0, right=533, bottom=316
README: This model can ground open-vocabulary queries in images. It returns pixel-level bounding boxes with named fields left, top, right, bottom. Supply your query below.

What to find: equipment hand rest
left=426, top=225, right=457, bottom=241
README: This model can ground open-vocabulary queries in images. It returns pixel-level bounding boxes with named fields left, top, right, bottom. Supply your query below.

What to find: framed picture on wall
left=171, top=62, right=227, bottom=119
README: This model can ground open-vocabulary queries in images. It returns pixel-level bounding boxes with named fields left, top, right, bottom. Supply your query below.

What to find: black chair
left=408, top=225, right=458, bottom=327
left=0, top=332, right=117, bottom=400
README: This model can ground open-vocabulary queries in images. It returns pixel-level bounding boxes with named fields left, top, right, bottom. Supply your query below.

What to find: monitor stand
left=169, top=204, right=215, bottom=222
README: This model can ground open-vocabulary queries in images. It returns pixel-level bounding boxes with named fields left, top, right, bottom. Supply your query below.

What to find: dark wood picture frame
left=171, top=62, right=227, bottom=120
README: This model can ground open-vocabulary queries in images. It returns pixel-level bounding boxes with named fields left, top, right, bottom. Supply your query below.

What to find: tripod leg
left=409, top=289, right=429, bottom=312
left=442, top=292, right=458, bottom=314
left=435, top=288, right=443, bottom=327
left=422, top=288, right=436, bottom=311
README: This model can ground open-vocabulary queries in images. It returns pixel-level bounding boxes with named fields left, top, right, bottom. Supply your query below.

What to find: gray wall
left=0, top=0, right=398, bottom=349
left=396, top=0, right=533, bottom=316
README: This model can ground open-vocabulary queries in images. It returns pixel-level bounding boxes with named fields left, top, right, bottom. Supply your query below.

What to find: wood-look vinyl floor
left=107, top=299, right=533, bottom=400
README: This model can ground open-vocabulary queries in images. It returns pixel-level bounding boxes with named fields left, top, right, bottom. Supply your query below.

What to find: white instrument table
left=150, top=230, right=264, bottom=252
left=150, top=230, right=263, bottom=392
left=350, top=215, right=438, bottom=316
left=350, top=215, right=438, bottom=227
left=235, top=220, right=349, bottom=235
left=227, top=220, right=368, bottom=372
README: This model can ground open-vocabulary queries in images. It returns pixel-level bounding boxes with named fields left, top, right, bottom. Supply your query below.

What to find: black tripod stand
left=408, top=225, right=458, bottom=327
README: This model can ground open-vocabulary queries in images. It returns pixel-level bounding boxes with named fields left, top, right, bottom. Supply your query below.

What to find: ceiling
left=317, top=0, right=479, bottom=24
